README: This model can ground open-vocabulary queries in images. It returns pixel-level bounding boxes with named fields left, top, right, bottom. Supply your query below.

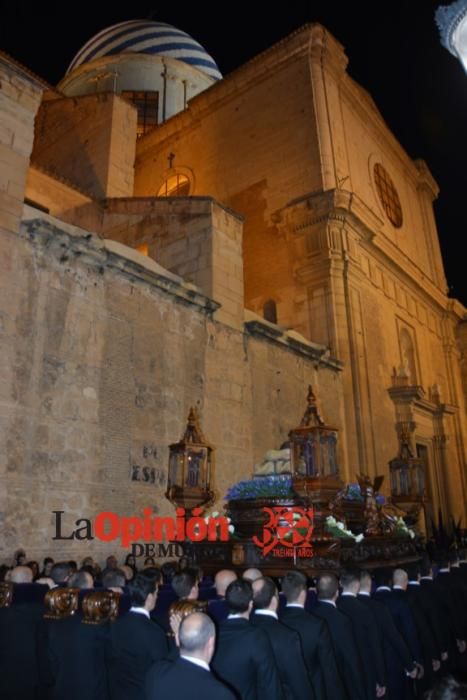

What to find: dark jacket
left=251, top=610, right=313, bottom=700
left=280, top=604, right=346, bottom=700
left=211, top=617, right=284, bottom=700
left=107, top=610, right=169, bottom=700
left=146, top=656, right=237, bottom=700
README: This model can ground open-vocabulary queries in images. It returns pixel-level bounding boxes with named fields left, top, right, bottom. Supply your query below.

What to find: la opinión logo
left=52, top=508, right=231, bottom=547
left=252, top=506, right=314, bottom=557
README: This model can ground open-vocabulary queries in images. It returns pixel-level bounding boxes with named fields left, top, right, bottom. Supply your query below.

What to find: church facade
left=0, top=20, right=465, bottom=562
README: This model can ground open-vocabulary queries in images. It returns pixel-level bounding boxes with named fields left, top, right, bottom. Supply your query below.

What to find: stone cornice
left=244, top=313, right=343, bottom=371
left=21, top=216, right=220, bottom=316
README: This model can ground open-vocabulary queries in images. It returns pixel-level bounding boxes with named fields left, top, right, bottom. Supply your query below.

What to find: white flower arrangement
left=325, top=515, right=364, bottom=543
left=393, top=516, right=415, bottom=539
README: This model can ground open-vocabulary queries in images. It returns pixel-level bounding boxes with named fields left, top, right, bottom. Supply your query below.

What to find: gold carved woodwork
left=82, top=590, right=121, bottom=624
left=43, top=587, right=80, bottom=619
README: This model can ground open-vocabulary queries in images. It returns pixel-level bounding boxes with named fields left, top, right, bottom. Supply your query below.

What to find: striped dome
left=67, top=20, right=222, bottom=80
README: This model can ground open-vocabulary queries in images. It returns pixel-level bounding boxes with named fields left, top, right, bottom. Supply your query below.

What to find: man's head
left=68, top=570, right=93, bottom=589
left=214, top=569, right=237, bottom=598
left=393, top=568, right=409, bottom=589
left=242, top=568, right=262, bottom=583
left=281, top=570, right=307, bottom=605
left=340, top=569, right=360, bottom=595
left=105, top=555, right=118, bottom=571
left=420, top=557, right=433, bottom=578
left=179, top=612, right=216, bottom=664
left=128, top=573, right=158, bottom=611
left=50, top=562, right=72, bottom=585
left=252, top=577, right=278, bottom=612
left=172, top=569, right=199, bottom=600
left=225, top=579, right=253, bottom=616
left=102, top=568, right=126, bottom=592
left=161, top=560, right=179, bottom=583
left=405, top=563, right=421, bottom=582
left=8, top=566, right=33, bottom=583
left=373, top=567, right=392, bottom=588
left=317, top=574, right=339, bottom=601
left=359, top=570, right=372, bottom=594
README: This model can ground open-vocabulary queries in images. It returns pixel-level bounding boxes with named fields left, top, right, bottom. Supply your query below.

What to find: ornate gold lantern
left=290, top=386, right=343, bottom=509
left=166, top=407, right=214, bottom=510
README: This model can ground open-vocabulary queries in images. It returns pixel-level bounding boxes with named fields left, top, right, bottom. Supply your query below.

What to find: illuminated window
left=263, top=299, right=278, bottom=324
left=136, top=243, right=149, bottom=256
left=121, top=91, right=158, bottom=137
left=157, top=174, right=190, bottom=197
left=374, top=163, right=403, bottom=228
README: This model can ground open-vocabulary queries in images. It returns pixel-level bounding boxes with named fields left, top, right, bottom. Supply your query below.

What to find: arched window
left=399, top=328, right=418, bottom=384
left=157, top=174, right=190, bottom=197
left=263, top=299, right=278, bottom=324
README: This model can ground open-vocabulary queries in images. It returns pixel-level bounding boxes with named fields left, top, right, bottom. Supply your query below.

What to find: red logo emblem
left=252, top=506, right=314, bottom=557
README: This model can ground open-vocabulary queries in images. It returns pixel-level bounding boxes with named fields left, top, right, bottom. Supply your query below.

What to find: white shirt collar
left=358, top=591, right=370, bottom=596
left=180, top=655, right=210, bottom=672
left=393, top=585, right=405, bottom=591
left=286, top=603, right=304, bottom=608
left=319, top=599, right=336, bottom=607
left=227, top=613, right=247, bottom=620
left=254, top=609, right=278, bottom=619
left=408, top=580, right=420, bottom=586
left=341, top=591, right=357, bottom=597
left=376, top=586, right=391, bottom=592
left=130, top=606, right=149, bottom=619
left=420, top=576, right=433, bottom=581
left=439, top=568, right=450, bottom=573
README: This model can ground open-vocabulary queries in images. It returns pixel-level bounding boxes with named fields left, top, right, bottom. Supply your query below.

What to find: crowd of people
left=1, top=547, right=467, bottom=699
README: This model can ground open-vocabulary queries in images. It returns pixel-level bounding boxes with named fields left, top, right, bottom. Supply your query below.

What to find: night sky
left=1, top=1, right=466, bottom=305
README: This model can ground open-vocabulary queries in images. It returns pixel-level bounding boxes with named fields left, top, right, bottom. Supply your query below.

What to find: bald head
left=179, top=612, right=216, bottom=663
left=242, top=568, right=262, bottom=583
left=393, top=569, right=408, bottom=589
left=214, top=569, right=237, bottom=598
left=8, top=566, right=33, bottom=583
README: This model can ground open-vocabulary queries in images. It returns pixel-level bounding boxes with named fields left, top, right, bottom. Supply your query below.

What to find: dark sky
left=1, top=1, right=466, bottom=306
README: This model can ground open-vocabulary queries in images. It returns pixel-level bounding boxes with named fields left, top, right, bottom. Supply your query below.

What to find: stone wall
left=102, top=196, right=244, bottom=330
left=32, top=92, right=137, bottom=199
left=1, top=210, right=342, bottom=563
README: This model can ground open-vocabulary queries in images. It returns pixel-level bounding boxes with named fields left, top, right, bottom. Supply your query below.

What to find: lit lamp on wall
left=290, top=386, right=343, bottom=512
left=388, top=429, right=426, bottom=527
left=166, top=407, right=214, bottom=510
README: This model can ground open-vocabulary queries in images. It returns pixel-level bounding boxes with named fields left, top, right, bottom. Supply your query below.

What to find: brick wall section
left=32, top=92, right=137, bottom=199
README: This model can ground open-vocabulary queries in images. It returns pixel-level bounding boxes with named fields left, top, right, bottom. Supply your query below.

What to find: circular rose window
left=374, top=163, right=403, bottom=228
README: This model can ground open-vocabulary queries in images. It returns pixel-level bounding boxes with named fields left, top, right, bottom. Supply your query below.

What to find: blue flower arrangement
left=225, top=475, right=295, bottom=501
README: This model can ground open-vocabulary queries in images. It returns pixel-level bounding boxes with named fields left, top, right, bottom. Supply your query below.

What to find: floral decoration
left=325, top=515, right=364, bottom=543
left=225, top=475, right=295, bottom=501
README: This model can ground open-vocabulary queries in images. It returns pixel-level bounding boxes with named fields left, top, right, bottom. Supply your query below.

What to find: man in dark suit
left=211, top=578, right=284, bottom=699
left=433, top=554, right=467, bottom=667
left=415, top=560, right=450, bottom=670
left=373, top=568, right=423, bottom=673
left=358, top=570, right=417, bottom=700
left=107, top=571, right=168, bottom=700
left=393, top=567, right=440, bottom=694
left=146, top=612, right=236, bottom=699
left=337, top=569, right=386, bottom=699
left=312, top=574, right=366, bottom=700
left=280, top=570, right=346, bottom=700
left=251, top=576, right=313, bottom=700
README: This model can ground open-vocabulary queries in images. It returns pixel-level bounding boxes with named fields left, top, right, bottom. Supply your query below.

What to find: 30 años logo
left=252, top=506, right=314, bottom=557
